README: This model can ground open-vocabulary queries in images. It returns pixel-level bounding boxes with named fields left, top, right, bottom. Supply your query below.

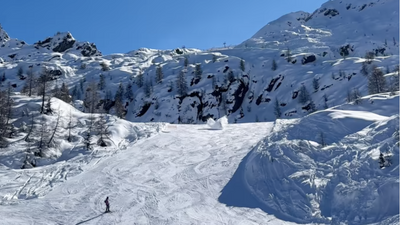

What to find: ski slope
left=0, top=122, right=291, bottom=225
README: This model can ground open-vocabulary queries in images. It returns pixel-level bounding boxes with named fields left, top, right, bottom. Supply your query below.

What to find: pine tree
left=368, top=66, right=386, bottom=94
left=98, top=74, right=106, bottom=90
left=286, top=48, right=292, bottom=62
left=360, top=62, right=369, bottom=76
left=212, top=76, right=217, bottom=89
left=17, top=67, right=24, bottom=79
left=274, top=98, right=281, bottom=118
left=212, top=55, right=217, bottom=63
left=96, top=112, right=110, bottom=146
left=124, top=82, right=134, bottom=101
left=115, top=82, right=125, bottom=102
left=80, top=78, right=85, bottom=92
left=54, top=82, right=72, bottom=103
left=312, top=77, right=319, bottom=92
left=194, top=64, right=202, bottom=80
left=309, top=99, right=317, bottom=113
left=114, top=83, right=125, bottom=118
left=155, top=65, right=163, bottom=84
left=227, top=70, right=235, bottom=83
left=319, top=132, right=326, bottom=147
left=240, top=59, right=245, bottom=72
left=184, top=57, right=189, bottom=67
left=389, top=72, right=399, bottom=95
left=176, top=70, right=188, bottom=96
left=271, top=59, right=277, bottom=71
left=323, top=94, right=328, bottom=109
left=1, top=72, right=5, bottom=82
left=386, top=66, right=390, bottom=74
left=71, top=85, right=81, bottom=101
left=84, top=82, right=99, bottom=114
left=144, top=80, right=153, bottom=98
left=365, top=52, right=375, bottom=64
left=298, top=85, right=311, bottom=104
left=136, top=70, right=144, bottom=88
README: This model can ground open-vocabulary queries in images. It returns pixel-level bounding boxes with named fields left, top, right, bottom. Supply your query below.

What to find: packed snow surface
left=0, top=120, right=279, bottom=225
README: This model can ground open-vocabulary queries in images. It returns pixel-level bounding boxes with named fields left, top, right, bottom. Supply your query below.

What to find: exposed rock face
left=34, top=32, right=101, bottom=57
left=302, top=55, right=316, bottom=64
left=52, top=34, right=76, bottom=53
left=77, top=42, right=101, bottom=57
left=0, top=26, right=10, bottom=43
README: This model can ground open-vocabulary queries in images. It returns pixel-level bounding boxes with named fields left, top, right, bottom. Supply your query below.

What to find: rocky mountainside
left=0, top=0, right=398, bottom=124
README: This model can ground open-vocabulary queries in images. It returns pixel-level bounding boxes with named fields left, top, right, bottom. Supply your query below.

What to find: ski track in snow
left=0, top=123, right=297, bottom=225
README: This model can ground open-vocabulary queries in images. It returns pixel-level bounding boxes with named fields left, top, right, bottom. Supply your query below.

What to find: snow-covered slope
left=220, top=94, right=399, bottom=224
left=0, top=0, right=398, bottom=124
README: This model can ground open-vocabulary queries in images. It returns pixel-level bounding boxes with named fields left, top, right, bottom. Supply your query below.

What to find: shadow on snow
left=75, top=213, right=105, bottom=225
left=218, top=150, right=307, bottom=224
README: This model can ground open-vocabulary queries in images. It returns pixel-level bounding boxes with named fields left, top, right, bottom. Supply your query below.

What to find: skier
left=104, top=196, right=110, bottom=213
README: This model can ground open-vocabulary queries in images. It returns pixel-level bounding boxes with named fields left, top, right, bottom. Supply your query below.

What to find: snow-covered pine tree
left=240, top=59, right=245, bottom=72
left=155, top=65, right=164, bottom=84
left=176, top=70, right=188, bottom=96
left=298, top=85, right=311, bottom=104
left=271, top=59, right=277, bottom=71
left=195, top=63, right=202, bottom=81
left=144, top=79, right=153, bottom=98
left=136, top=70, right=144, bottom=88
left=312, top=77, right=319, bottom=92
left=98, top=74, right=106, bottom=90
left=124, top=82, right=134, bottom=102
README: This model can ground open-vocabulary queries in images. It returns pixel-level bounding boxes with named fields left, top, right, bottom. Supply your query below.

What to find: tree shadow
left=75, top=213, right=104, bottom=225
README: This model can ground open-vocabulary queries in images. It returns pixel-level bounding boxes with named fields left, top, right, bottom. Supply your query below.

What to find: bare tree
left=47, top=110, right=61, bottom=147
left=38, top=68, right=52, bottom=114
left=368, top=66, right=386, bottom=94
left=84, top=82, right=99, bottom=113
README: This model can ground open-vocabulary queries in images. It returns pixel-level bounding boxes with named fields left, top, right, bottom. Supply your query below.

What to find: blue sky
left=1, top=0, right=326, bottom=55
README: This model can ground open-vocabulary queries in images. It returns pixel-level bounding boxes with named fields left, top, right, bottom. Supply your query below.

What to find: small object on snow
left=207, top=116, right=228, bottom=130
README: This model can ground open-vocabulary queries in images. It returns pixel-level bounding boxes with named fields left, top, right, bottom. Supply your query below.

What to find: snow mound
left=207, top=116, right=228, bottom=130
left=221, top=94, right=400, bottom=224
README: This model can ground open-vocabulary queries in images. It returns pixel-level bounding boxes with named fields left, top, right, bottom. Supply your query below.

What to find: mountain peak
left=0, top=24, right=10, bottom=43
left=34, top=31, right=101, bottom=57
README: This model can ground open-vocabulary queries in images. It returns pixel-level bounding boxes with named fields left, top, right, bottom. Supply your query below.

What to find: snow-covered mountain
left=0, top=0, right=398, bottom=224
left=0, top=0, right=398, bottom=124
